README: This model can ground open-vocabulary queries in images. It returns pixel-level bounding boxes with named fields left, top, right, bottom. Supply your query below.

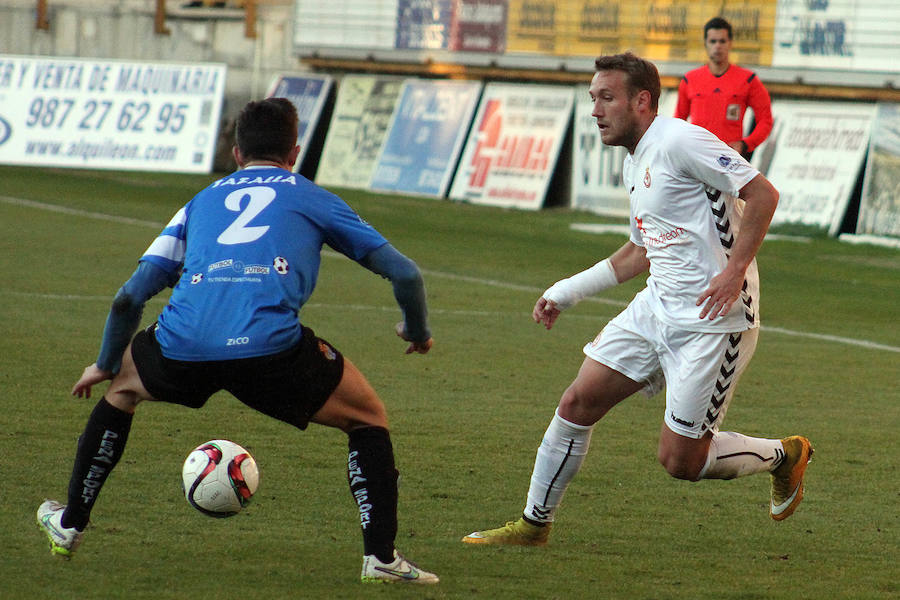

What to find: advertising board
left=315, top=75, right=405, bottom=189
left=773, top=0, right=900, bottom=71
left=294, top=0, right=398, bottom=49
left=0, top=55, right=225, bottom=173
left=857, top=103, right=900, bottom=238
left=450, top=0, right=508, bottom=53
left=371, top=79, right=482, bottom=197
left=449, top=83, right=574, bottom=210
left=759, top=100, right=876, bottom=234
left=265, top=74, right=334, bottom=173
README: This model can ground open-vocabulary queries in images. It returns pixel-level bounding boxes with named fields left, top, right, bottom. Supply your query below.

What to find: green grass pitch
left=1, top=165, right=898, bottom=599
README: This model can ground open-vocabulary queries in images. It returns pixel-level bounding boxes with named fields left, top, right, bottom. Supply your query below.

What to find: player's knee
left=557, top=385, right=604, bottom=425
left=658, top=452, right=703, bottom=482
left=359, top=399, right=388, bottom=429
left=558, top=387, right=581, bottom=413
left=317, top=393, right=389, bottom=433
left=104, top=390, right=142, bottom=414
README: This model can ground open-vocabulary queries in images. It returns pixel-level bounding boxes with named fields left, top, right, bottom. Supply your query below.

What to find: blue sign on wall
left=371, top=79, right=482, bottom=197
left=266, top=74, right=334, bottom=171
left=396, top=0, right=453, bottom=49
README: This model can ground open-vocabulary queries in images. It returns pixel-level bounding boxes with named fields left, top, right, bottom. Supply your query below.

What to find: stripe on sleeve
left=143, top=234, right=185, bottom=264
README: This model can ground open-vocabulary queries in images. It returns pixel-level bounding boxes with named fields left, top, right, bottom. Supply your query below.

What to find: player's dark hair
left=704, top=17, right=733, bottom=40
left=235, top=98, right=298, bottom=163
left=594, top=52, right=661, bottom=111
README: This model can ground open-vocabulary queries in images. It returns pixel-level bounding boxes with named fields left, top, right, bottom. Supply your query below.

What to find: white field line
left=1, top=195, right=165, bottom=228
left=4, top=196, right=898, bottom=354
left=570, top=222, right=813, bottom=243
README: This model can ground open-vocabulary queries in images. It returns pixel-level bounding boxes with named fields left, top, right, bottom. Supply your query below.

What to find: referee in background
left=675, top=16, right=774, bottom=160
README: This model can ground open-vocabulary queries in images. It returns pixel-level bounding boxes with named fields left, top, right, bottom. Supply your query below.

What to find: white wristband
left=542, top=258, right=618, bottom=310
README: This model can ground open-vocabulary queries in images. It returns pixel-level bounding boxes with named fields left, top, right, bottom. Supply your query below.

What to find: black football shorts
left=130, top=324, right=344, bottom=429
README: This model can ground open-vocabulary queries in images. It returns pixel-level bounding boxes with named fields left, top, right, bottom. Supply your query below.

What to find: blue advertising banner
left=266, top=74, right=334, bottom=172
left=396, top=0, right=453, bottom=49
left=371, top=79, right=482, bottom=197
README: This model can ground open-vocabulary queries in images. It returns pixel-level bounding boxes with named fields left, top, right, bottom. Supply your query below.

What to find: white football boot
left=361, top=550, right=439, bottom=584
left=37, top=500, right=84, bottom=558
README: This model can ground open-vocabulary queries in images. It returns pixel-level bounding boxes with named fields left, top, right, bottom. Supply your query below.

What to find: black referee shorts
left=131, top=324, right=344, bottom=430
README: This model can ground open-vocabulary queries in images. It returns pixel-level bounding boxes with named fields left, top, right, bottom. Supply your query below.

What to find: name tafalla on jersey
left=213, top=174, right=297, bottom=188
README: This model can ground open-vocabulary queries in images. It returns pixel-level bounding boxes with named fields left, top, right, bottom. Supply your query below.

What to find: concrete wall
left=0, top=0, right=304, bottom=117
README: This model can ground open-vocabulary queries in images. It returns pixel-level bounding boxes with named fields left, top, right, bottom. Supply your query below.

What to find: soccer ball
left=273, top=256, right=289, bottom=275
left=181, top=439, right=260, bottom=517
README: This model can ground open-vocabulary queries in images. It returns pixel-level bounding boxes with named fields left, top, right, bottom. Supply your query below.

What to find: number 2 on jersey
left=217, top=186, right=275, bottom=245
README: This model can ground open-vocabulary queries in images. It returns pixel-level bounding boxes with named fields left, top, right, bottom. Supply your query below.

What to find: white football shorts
left=583, top=293, right=758, bottom=439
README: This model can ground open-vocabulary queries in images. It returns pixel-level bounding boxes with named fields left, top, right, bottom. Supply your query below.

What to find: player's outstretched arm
left=359, top=244, right=432, bottom=354
left=93, top=261, right=174, bottom=374
left=535, top=241, right=647, bottom=330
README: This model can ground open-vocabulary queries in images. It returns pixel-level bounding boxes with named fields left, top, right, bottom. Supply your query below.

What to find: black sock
left=347, top=427, right=398, bottom=563
left=522, top=515, right=547, bottom=527
left=61, top=397, right=133, bottom=531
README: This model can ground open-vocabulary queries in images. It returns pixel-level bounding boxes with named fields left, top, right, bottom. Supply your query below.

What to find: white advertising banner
left=315, top=75, right=405, bottom=190
left=294, top=0, right=398, bottom=50
left=571, top=89, right=675, bottom=216
left=773, top=0, right=900, bottom=72
left=758, top=100, right=876, bottom=235
left=0, top=55, right=225, bottom=173
left=857, top=103, right=900, bottom=238
left=449, top=83, right=574, bottom=210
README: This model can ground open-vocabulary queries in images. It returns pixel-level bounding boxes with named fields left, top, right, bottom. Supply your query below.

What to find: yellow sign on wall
left=507, top=0, right=776, bottom=67
left=506, top=0, right=561, bottom=54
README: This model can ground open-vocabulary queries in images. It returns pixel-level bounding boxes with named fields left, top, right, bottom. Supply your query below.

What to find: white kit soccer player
left=463, top=55, right=811, bottom=547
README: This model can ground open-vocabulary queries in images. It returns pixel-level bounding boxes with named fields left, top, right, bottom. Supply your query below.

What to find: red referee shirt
left=675, top=64, right=773, bottom=152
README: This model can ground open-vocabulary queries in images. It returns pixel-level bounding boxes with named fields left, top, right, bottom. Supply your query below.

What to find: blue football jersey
left=139, top=166, right=388, bottom=361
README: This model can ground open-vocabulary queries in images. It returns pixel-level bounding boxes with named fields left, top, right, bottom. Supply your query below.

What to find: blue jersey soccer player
left=37, top=98, right=438, bottom=584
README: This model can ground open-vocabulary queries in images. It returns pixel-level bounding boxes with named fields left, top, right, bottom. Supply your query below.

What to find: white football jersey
left=623, top=116, right=761, bottom=332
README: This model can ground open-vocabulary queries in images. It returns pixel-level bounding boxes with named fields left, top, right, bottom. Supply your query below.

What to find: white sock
left=699, top=431, right=784, bottom=480
left=523, top=410, right=594, bottom=523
